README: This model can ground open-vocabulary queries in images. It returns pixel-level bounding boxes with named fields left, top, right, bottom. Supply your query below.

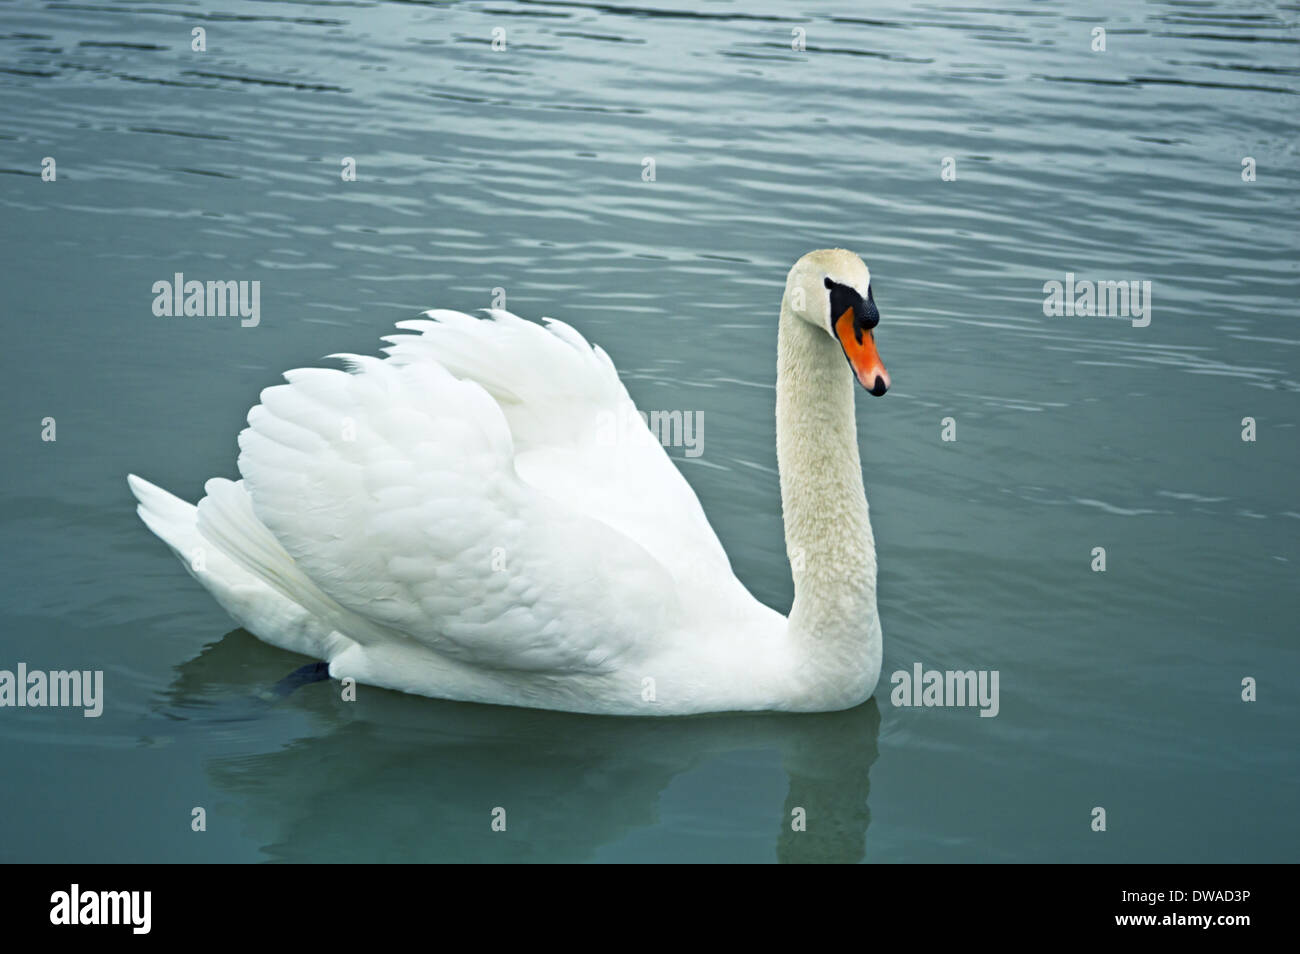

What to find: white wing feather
left=235, top=310, right=731, bottom=675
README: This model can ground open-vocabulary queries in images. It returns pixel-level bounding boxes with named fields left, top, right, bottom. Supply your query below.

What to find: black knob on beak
left=859, top=286, right=879, bottom=331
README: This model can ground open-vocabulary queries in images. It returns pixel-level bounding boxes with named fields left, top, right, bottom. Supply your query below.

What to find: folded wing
left=236, top=311, right=730, bottom=674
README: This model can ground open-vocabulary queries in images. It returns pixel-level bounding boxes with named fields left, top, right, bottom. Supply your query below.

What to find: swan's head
left=785, top=248, right=890, bottom=396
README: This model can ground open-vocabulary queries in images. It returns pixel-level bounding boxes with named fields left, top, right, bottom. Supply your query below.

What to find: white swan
left=129, top=249, right=890, bottom=715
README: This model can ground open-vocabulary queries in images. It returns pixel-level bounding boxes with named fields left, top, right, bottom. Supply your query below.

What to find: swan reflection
left=156, top=630, right=881, bottom=863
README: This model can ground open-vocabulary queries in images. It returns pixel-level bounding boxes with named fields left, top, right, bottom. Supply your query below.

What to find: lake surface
left=1, top=0, right=1296, bottom=862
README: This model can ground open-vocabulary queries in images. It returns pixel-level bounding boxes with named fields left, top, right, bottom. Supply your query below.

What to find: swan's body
left=130, top=249, right=890, bottom=715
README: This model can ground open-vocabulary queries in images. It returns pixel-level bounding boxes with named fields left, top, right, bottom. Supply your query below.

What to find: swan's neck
left=775, top=297, right=881, bottom=703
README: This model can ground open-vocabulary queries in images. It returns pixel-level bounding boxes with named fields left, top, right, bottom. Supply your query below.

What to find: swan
left=129, top=248, right=890, bottom=715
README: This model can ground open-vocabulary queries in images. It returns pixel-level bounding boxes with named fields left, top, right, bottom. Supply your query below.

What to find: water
left=1, top=0, right=1296, bottom=862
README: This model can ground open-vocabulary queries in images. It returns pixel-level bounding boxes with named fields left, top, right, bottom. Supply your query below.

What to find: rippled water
left=1, top=0, right=1296, bottom=862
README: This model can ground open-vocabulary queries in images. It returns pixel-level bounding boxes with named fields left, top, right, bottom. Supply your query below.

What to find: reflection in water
left=155, top=631, right=879, bottom=863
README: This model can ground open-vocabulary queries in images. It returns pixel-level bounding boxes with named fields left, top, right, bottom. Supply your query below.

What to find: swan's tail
left=129, top=472, right=311, bottom=594
left=127, top=474, right=355, bottom=660
left=128, top=473, right=202, bottom=559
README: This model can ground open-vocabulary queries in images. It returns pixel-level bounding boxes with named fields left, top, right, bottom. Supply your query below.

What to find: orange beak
left=834, top=308, right=890, bottom=396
